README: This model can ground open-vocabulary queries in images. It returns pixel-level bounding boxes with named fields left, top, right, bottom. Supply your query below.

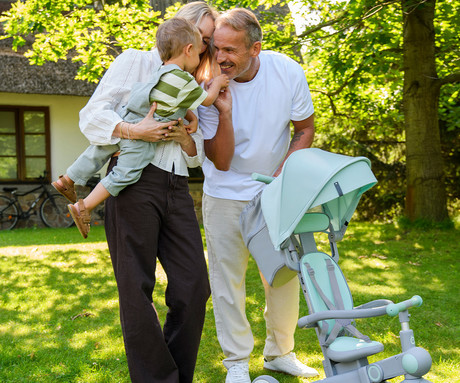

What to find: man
left=198, top=8, right=319, bottom=383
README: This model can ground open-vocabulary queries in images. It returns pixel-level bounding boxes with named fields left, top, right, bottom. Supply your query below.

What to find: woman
left=78, top=2, right=218, bottom=382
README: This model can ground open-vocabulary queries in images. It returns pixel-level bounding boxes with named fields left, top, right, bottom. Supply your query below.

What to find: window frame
left=0, top=105, right=51, bottom=183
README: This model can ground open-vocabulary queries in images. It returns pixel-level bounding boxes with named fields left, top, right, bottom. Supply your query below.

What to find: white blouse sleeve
left=79, top=49, right=162, bottom=145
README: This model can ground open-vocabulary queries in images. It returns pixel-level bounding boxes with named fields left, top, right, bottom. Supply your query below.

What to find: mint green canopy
left=261, top=148, right=377, bottom=250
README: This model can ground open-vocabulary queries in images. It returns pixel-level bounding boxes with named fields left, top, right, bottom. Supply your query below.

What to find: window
left=0, top=106, right=50, bottom=182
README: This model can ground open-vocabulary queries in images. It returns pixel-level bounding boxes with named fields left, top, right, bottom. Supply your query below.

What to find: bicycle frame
left=9, top=184, right=50, bottom=219
left=1, top=172, right=74, bottom=230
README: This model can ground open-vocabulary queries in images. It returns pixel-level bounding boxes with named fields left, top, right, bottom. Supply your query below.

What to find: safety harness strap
left=305, top=260, right=371, bottom=346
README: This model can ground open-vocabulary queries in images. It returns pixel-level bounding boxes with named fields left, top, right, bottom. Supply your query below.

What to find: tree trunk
left=402, top=0, right=448, bottom=221
left=149, top=0, right=180, bottom=15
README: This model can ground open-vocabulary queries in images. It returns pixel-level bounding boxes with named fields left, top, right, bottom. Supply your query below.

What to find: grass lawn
left=0, top=222, right=458, bottom=382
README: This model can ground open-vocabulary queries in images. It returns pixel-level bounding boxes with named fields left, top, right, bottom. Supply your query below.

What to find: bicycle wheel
left=40, top=194, right=74, bottom=228
left=0, top=195, right=19, bottom=230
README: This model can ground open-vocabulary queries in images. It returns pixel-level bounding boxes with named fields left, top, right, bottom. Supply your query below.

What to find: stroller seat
left=327, top=337, right=384, bottom=363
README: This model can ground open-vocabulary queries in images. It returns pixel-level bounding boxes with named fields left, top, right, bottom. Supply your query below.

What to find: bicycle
left=0, top=173, right=74, bottom=230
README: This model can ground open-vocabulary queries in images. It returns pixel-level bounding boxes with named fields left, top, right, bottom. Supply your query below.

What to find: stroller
left=241, top=148, right=433, bottom=383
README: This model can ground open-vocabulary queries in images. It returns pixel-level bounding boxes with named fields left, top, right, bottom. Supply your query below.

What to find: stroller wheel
left=252, top=375, right=279, bottom=383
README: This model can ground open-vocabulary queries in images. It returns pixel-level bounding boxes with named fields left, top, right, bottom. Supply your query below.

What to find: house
left=0, top=2, right=98, bottom=184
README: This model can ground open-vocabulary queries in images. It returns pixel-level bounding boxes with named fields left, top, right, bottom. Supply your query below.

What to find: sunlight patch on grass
left=51, top=363, right=70, bottom=376
left=155, top=263, right=168, bottom=284
left=1, top=242, right=109, bottom=254
left=347, top=281, right=406, bottom=297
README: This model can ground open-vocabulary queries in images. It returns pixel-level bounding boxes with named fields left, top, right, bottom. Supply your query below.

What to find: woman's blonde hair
left=174, top=1, right=220, bottom=83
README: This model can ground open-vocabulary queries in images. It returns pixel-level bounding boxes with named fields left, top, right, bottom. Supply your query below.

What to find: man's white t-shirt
left=198, top=50, right=314, bottom=201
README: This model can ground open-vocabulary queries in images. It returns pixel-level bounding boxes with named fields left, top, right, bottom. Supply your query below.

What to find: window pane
left=0, top=111, right=15, bottom=133
left=0, top=157, right=17, bottom=179
left=25, top=134, right=45, bottom=156
left=0, top=135, right=17, bottom=155
left=26, top=157, right=46, bottom=179
left=24, top=111, right=45, bottom=133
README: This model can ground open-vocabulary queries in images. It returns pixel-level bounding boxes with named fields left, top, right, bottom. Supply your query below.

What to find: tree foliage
left=1, top=0, right=161, bottom=81
left=0, top=0, right=298, bottom=81
left=1, top=0, right=458, bottom=220
left=289, top=0, right=460, bottom=221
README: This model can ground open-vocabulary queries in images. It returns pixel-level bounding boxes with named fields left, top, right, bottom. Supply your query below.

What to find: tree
left=0, top=0, right=163, bottom=82
left=1, top=0, right=458, bottom=221
left=295, top=0, right=459, bottom=222
left=401, top=0, right=458, bottom=221
left=0, top=0, right=297, bottom=82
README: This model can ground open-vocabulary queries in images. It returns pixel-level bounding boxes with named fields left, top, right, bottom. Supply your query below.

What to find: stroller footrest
left=326, top=336, right=384, bottom=363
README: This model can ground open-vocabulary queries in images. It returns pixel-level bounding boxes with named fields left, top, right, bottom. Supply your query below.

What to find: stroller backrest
left=300, top=252, right=353, bottom=335
left=294, top=212, right=330, bottom=234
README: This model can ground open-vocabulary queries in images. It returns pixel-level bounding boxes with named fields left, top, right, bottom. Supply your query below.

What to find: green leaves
left=1, top=0, right=457, bottom=216
left=0, top=0, right=161, bottom=82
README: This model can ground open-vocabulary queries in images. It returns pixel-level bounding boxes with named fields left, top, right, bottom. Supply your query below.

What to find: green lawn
left=0, top=223, right=458, bottom=382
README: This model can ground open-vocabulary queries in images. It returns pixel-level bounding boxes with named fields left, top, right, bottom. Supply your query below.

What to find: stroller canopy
left=261, top=148, right=377, bottom=250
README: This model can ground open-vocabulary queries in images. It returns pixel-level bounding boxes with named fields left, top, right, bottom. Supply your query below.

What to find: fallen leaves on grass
left=71, top=310, right=95, bottom=320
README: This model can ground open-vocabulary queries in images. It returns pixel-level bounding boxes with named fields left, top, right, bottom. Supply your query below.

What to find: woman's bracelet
left=127, top=123, right=131, bottom=140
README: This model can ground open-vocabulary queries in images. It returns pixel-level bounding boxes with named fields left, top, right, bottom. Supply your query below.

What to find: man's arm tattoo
left=289, top=130, right=304, bottom=148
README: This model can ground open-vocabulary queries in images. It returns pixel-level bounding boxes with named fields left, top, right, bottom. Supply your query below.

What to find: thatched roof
left=0, top=1, right=97, bottom=97
left=0, top=51, right=97, bottom=97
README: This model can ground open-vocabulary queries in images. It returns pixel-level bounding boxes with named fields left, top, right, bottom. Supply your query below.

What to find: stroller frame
left=248, top=148, right=432, bottom=383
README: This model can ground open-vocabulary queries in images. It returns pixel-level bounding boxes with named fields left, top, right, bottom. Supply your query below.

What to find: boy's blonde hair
left=156, top=18, right=201, bottom=62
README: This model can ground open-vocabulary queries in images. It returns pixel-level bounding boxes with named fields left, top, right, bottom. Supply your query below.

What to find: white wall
left=0, top=92, right=108, bottom=181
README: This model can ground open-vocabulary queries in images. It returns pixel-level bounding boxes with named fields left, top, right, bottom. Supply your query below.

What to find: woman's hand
left=124, top=103, right=177, bottom=142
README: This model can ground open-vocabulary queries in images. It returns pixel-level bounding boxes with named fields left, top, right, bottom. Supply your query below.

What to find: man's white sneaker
left=226, top=362, right=251, bottom=383
left=264, top=352, right=319, bottom=378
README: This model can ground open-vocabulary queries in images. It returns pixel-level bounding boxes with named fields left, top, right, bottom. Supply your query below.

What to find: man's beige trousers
left=203, top=193, right=300, bottom=369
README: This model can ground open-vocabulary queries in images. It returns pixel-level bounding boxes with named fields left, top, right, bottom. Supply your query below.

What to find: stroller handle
left=252, top=173, right=274, bottom=184
left=297, top=297, right=423, bottom=328
left=386, top=295, right=423, bottom=317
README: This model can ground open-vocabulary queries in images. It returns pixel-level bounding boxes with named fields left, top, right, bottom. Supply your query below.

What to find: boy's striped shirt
left=149, top=69, right=207, bottom=118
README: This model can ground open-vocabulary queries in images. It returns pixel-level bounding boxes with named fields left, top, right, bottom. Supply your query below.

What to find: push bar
left=298, top=296, right=423, bottom=328
left=252, top=173, right=274, bottom=184
left=386, top=295, right=423, bottom=317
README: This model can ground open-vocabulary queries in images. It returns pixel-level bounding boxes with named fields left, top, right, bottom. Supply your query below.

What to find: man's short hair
left=216, top=8, right=262, bottom=48
left=156, top=18, right=202, bottom=62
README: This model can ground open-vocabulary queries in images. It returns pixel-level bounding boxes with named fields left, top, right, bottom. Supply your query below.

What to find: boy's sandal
left=68, top=199, right=91, bottom=239
left=52, top=175, right=77, bottom=204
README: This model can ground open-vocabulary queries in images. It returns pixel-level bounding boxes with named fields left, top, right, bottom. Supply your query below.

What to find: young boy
left=53, top=17, right=228, bottom=238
